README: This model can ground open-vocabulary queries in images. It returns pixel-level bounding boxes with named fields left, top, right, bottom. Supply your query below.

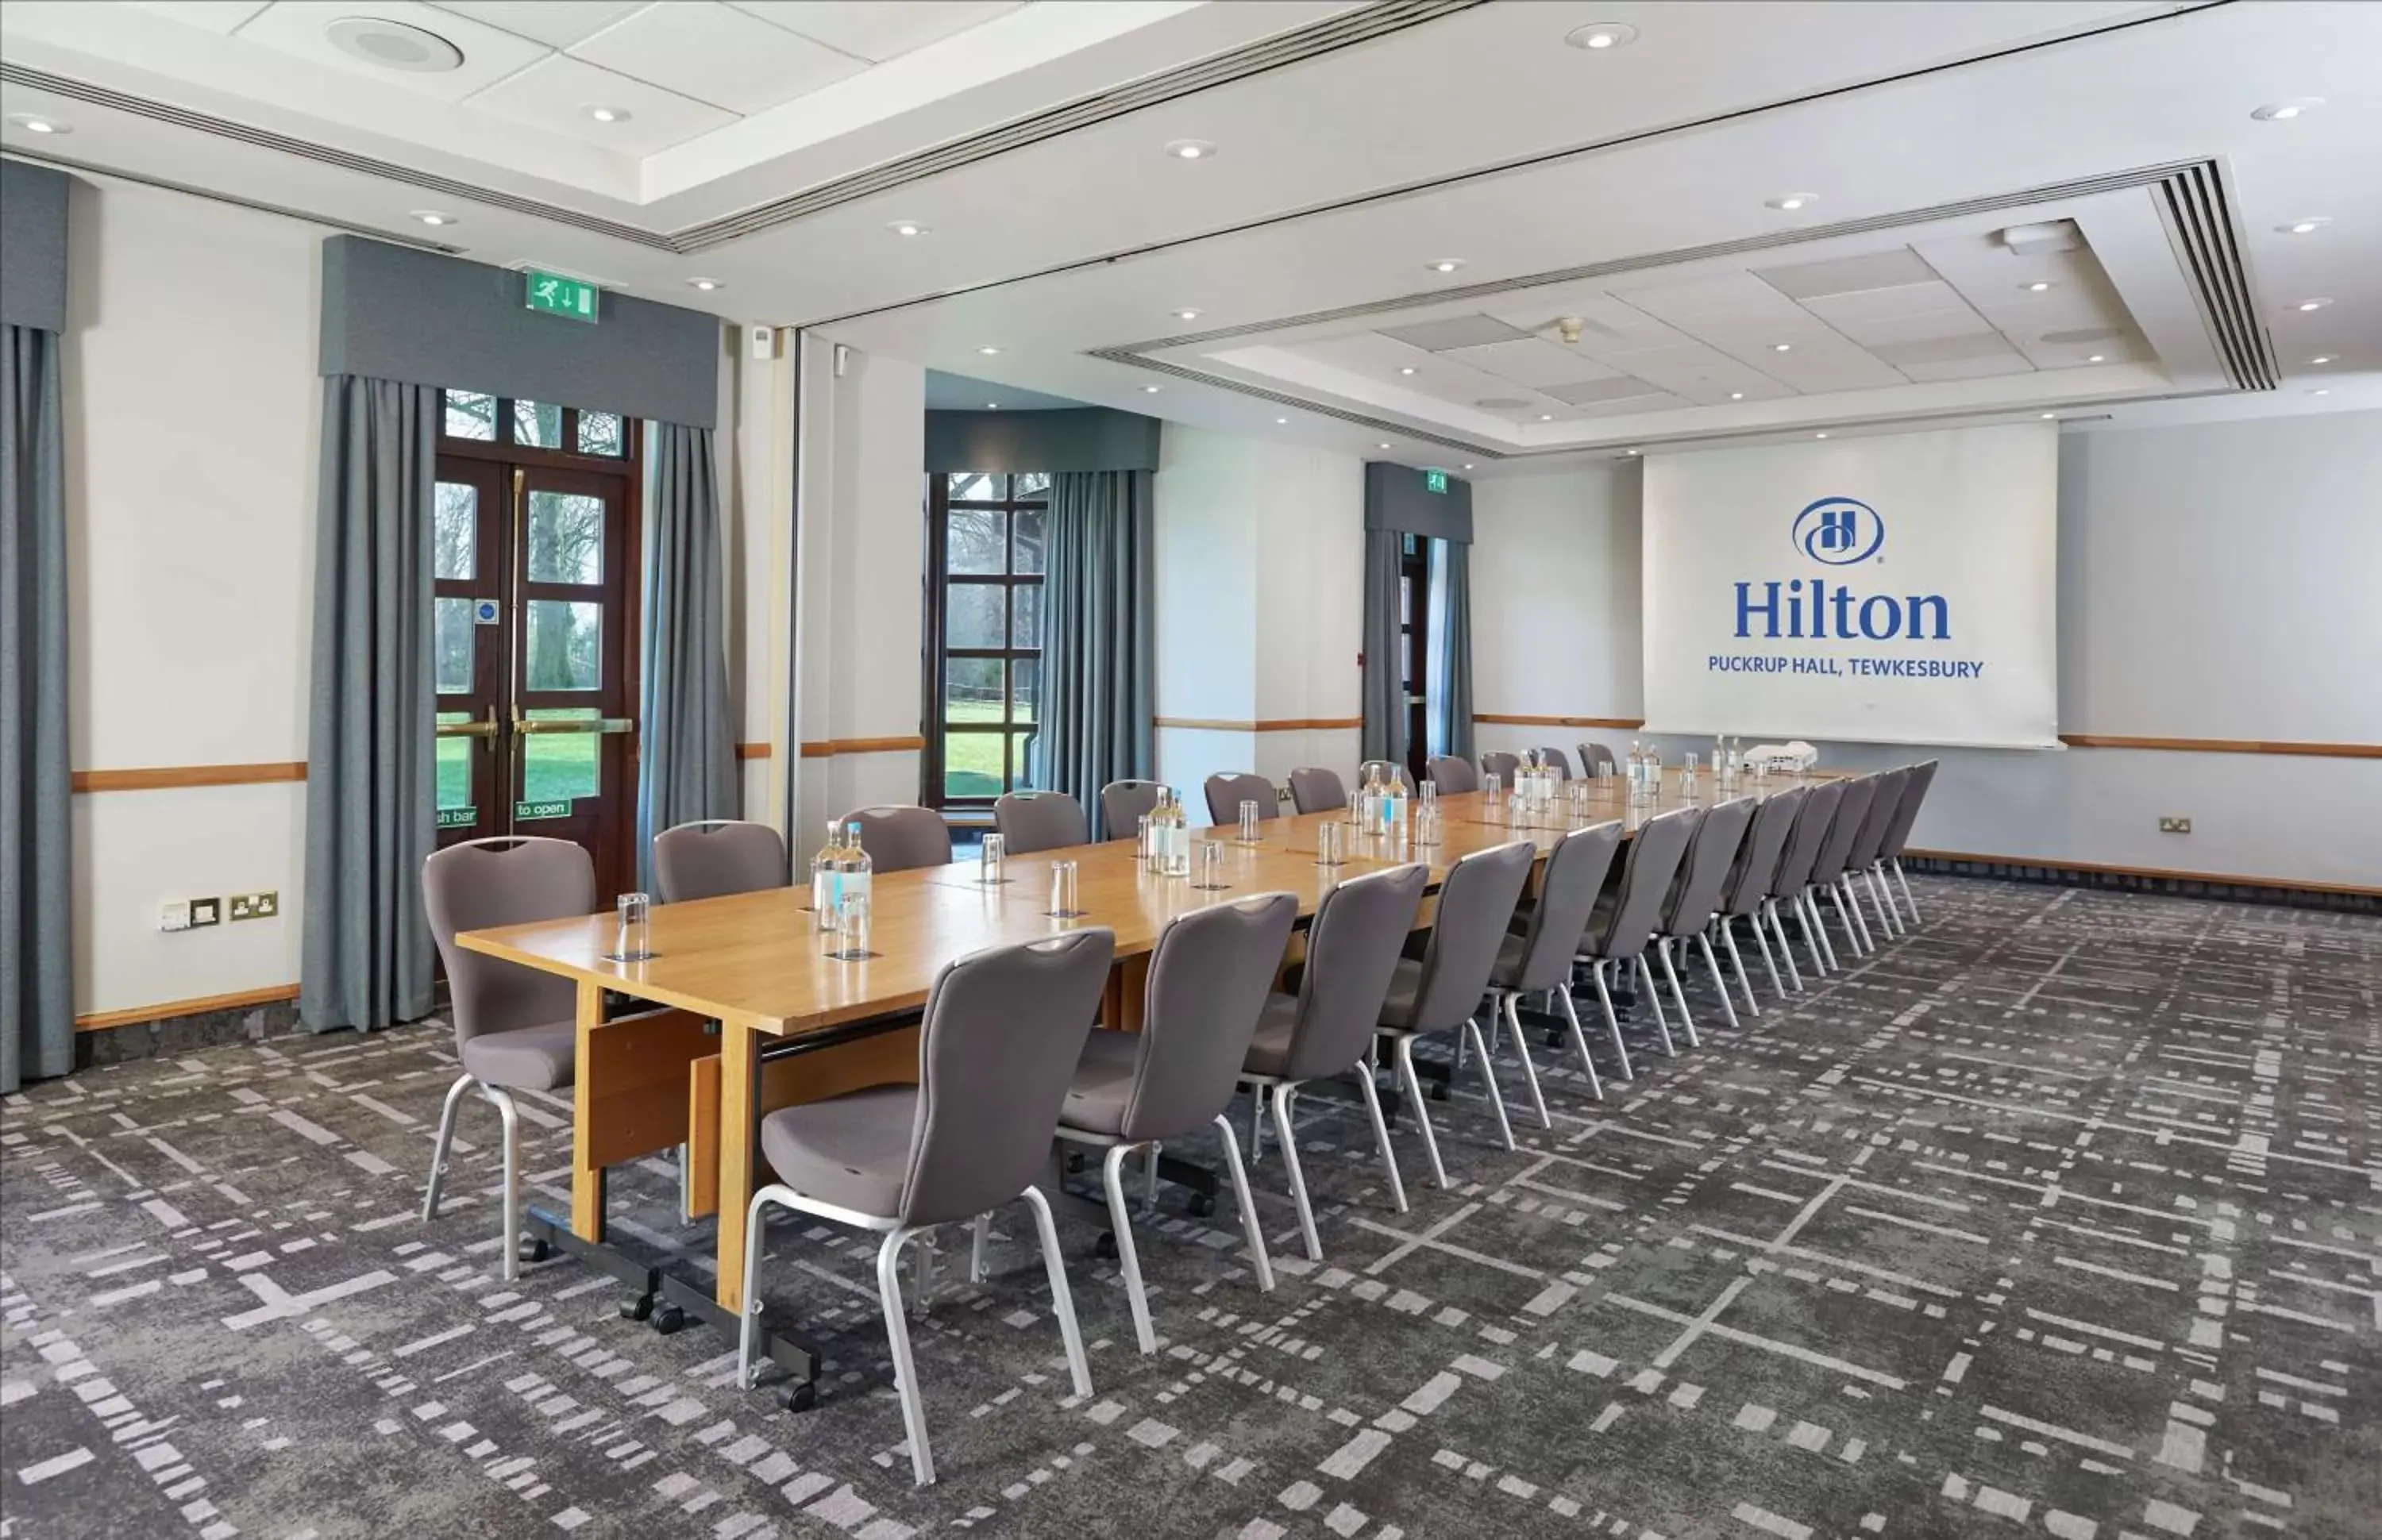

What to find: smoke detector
left=325, top=17, right=465, bottom=72
left=1555, top=316, right=1586, bottom=345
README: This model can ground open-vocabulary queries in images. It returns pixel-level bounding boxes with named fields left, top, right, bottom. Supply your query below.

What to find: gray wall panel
left=926, top=409, right=1159, bottom=473
left=1, top=161, right=71, bottom=333
left=1364, top=460, right=1472, bottom=542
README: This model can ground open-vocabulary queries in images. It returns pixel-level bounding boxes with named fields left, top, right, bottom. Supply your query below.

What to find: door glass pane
left=1014, top=472, right=1051, bottom=499
left=1012, top=508, right=1045, bottom=575
left=514, top=399, right=563, bottom=448
left=1011, top=657, right=1039, bottom=726
left=434, top=482, right=476, bottom=580
left=1012, top=583, right=1043, bottom=647
left=528, top=491, right=604, bottom=583
left=944, top=733, right=1002, bottom=800
left=434, top=598, right=476, bottom=693
left=436, top=710, right=472, bottom=811
left=946, top=472, right=1005, bottom=502
left=1009, top=731, right=1039, bottom=791
left=444, top=391, right=496, bottom=441
left=520, top=707, right=600, bottom=806
left=946, top=657, right=1004, bottom=729
left=526, top=600, right=602, bottom=690
left=944, top=583, right=1005, bottom=649
left=577, top=410, right=624, bottom=457
left=946, top=510, right=1004, bottom=575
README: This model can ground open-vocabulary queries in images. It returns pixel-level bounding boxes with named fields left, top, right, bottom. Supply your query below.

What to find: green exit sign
left=525, top=270, right=599, bottom=323
left=1423, top=468, right=1449, bottom=495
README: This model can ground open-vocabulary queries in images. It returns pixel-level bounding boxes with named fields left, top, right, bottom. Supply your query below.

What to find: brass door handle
left=437, top=706, right=499, bottom=740
left=512, top=715, right=635, bottom=735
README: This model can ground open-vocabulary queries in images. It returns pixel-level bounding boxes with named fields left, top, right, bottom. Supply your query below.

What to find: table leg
left=715, top=1021, right=759, bottom=1313
left=570, top=979, right=607, bottom=1242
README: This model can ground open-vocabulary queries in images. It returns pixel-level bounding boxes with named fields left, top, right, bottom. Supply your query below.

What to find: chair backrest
left=1509, top=822, right=1625, bottom=992
left=1582, top=807, right=1697, bottom=961
left=1879, top=760, right=1938, bottom=859
left=1279, top=864, right=1428, bottom=1082
left=1846, top=767, right=1910, bottom=868
left=653, top=820, right=786, bottom=904
left=1117, top=893, right=1300, bottom=1142
left=1391, top=841, right=1536, bottom=1034
left=1427, top=755, right=1478, bottom=794
left=843, top=805, right=953, bottom=873
left=1808, top=776, right=1878, bottom=885
left=1204, top=772, right=1278, bottom=827
left=1719, top=786, right=1806, bottom=917
left=1577, top=741, right=1619, bottom=776
left=993, top=791, right=1088, bottom=855
left=1287, top=766, right=1348, bottom=815
left=1769, top=779, right=1844, bottom=895
left=899, top=930, right=1115, bottom=1226
left=1658, top=795, right=1759, bottom=937
left=1480, top=751, right=1521, bottom=784
left=1100, top=779, right=1164, bottom=842
left=422, top=837, right=594, bottom=1053
left=1532, top=747, right=1575, bottom=780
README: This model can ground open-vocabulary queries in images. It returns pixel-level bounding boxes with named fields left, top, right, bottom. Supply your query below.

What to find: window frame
left=1401, top=532, right=1432, bottom=781
left=922, top=472, right=1049, bottom=810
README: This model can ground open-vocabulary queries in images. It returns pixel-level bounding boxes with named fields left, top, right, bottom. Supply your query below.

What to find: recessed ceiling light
left=1173, top=308, right=1201, bottom=321
left=1426, top=259, right=1466, bottom=274
left=6, top=114, right=68, bottom=135
left=1539, top=414, right=1555, bottom=422
left=1141, top=384, right=1162, bottom=394
left=1765, top=193, right=1817, bottom=212
left=1378, top=442, right=1393, bottom=450
left=2040, top=412, right=2056, bottom=420
left=412, top=210, right=458, bottom=227
left=1771, top=343, right=1793, bottom=352
left=1729, top=391, right=1745, bottom=400
left=1564, top=21, right=1638, bottom=50
left=1463, top=463, right=1475, bottom=470
left=986, top=402, right=1000, bottom=410
left=2309, top=355, right=2335, bottom=364
left=1814, top=432, right=1829, bottom=440
left=2295, top=298, right=2333, bottom=312
left=1399, top=367, right=1417, bottom=375
left=687, top=278, right=721, bottom=291
left=977, top=345, right=1001, bottom=356
left=888, top=220, right=928, bottom=237
left=2250, top=98, right=2322, bottom=121
left=1275, top=417, right=1289, bottom=425
left=1164, top=139, right=1216, bottom=160
left=2022, top=281, right=2054, bottom=293
left=586, top=106, right=631, bottom=124
left=1623, top=448, right=1640, bottom=456
left=2087, top=354, right=2106, bottom=363
left=325, top=16, right=464, bottom=72
left=2278, top=218, right=2331, bottom=235
left=2310, top=387, right=2330, bottom=396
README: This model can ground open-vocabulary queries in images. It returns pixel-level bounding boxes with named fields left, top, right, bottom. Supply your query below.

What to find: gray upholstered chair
left=842, top=804, right=953, bottom=872
left=1713, top=786, right=1807, bottom=1009
left=1099, top=779, right=1165, bottom=843
left=1375, top=841, right=1536, bottom=1189
left=1575, top=807, right=1699, bottom=1076
left=1479, top=751, right=1522, bottom=786
left=1843, top=768, right=1911, bottom=941
left=737, top=930, right=1113, bottom=1487
left=994, top=790, right=1088, bottom=855
left=1056, top=894, right=1298, bottom=1353
left=1806, top=776, right=1880, bottom=961
left=1578, top=741, right=1620, bottom=777
left=1485, top=821, right=1624, bottom=1109
left=653, top=819, right=787, bottom=904
left=1769, top=780, right=1847, bottom=977
left=1648, top=795, right=1760, bottom=1041
left=1426, top=755, right=1478, bottom=795
left=1237, top=864, right=1428, bottom=1261
left=1532, top=747, right=1574, bottom=780
left=422, top=837, right=594, bottom=1283
left=1287, top=766, right=1347, bottom=814
left=1874, top=760, right=1938, bottom=925
left=1204, top=772, right=1278, bottom=828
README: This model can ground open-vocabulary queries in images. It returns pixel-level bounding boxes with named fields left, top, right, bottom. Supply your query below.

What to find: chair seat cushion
left=459, top=1022, right=576, bottom=1091
left=1374, top=957, right=1424, bottom=1030
left=1484, top=931, right=1532, bottom=990
left=1239, top=994, right=1301, bottom=1079
left=757, top=1085, right=919, bottom=1219
left=1059, top=1030, right=1143, bottom=1137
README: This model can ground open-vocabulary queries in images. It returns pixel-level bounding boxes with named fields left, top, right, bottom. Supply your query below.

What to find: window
left=439, top=390, right=626, bottom=459
left=924, top=471, right=1049, bottom=807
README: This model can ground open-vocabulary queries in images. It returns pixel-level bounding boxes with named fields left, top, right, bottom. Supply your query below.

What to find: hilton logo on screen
left=1791, top=496, right=1884, bottom=565
left=1733, top=495, right=1951, bottom=641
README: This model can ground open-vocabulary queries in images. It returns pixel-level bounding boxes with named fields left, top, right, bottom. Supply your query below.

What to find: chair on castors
left=994, top=790, right=1088, bottom=855
left=1804, top=776, right=1879, bottom=961
left=1573, top=807, right=1699, bottom=1074
left=1287, top=766, right=1348, bottom=814
left=1873, top=760, right=1939, bottom=925
left=1646, top=795, right=1760, bottom=1041
left=1204, top=772, right=1278, bottom=827
left=1427, top=755, right=1478, bottom=794
left=422, top=837, right=597, bottom=1283
left=736, top=930, right=1114, bottom=1487
left=1577, top=741, right=1620, bottom=777
left=653, top=820, right=787, bottom=903
left=1767, top=780, right=1846, bottom=978
left=1237, top=864, right=1428, bottom=1261
left=1484, top=821, right=1624, bottom=1110
left=1374, top=841, right=1537, bottom=1189
left=1054, top=894, right=1299, bottom=1353
left=1100, top=780, right=1166, bottom=843
left=1840, top=767, right=1910, bottom=941
left=1711, top=786, right=1807, bottom=1010
left=842, top=805, right=954, bottom=872
left=1532, top=747, right=1574, bottom=780
left=1480, top=751, right=1521, bottom=785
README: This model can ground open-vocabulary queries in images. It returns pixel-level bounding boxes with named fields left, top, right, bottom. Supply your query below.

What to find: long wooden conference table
left=455, top=772, right=1798, bottom=1378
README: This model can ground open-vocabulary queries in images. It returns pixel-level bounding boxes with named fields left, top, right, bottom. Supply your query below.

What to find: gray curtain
left=637, top=423, right=736, bottom=889
left=1036, top=470, right=1154, bottom=832
left=1360, top=527, right=1405, bottom=767
left=2, top=324, right=72, bottom=1091
left=300, top=376, right=437, bottom=1033
left=1426, top=537, right=1474, bottom=761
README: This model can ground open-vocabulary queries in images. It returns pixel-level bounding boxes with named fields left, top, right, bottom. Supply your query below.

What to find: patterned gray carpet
left=5, top=878, right=2377, bottom=1540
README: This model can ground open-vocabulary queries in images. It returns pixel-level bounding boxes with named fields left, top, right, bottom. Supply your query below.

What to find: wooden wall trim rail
left=734, top=742, right=772, bottom=760
left=72, top=762, right=307, bottom=793
left=2054, top=734, right=2381, bottom=758
left=1474, top=714, right=1646, bottom=730
left=1152, top=717, right=1363, bottom=732
left=1906, top=849, right=2380, bottom=899
left=797, top=735, right=926, bottom=759
left=77, top=984, right=300, bottom=1034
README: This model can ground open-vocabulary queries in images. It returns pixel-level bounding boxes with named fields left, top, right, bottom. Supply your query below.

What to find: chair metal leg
left=1019, top=1186, right=1096, bottom=1401
left=677, top=1142, right=693, bottom=1226
left=1840, top=876, right=1875, bottom=953
left=1658, top=941, right=1702, bottom=1049
left=1721, top=923, right=1761, bottom=1018
left=1764, top=899, right=1804, bottom=992
left=1864, top=867, right=1900, bottom=938
left=1586, top=964, right=1632, bottom=1082
left=1211, top=1113, right=1277, bottom=1291
left=1891, top=857, right=1920, bottom=925
left=1101, top=1144, right=1156, bottom=1355
left=970, top=1214, right=989, bottom=1283
left=1554, top=982, right=1606, bottom=1098
left=1802, top=891, right=1840, bottom=972
left=737, top=1189, right=776, bottom=1388
left=1142, top=1142, right=1161, bottom=1216
left=1697, top=933, right=1741, bottom=1031
left=487, top=1086, right=522, bottom=1284
left=1829, top=880, right=1869, bottom=956
left=914, top=1230, right=935, bottom=1305
left=1635, top=955, right=1678, bottom=1057
left=876, top=1227, right=935, bottom=1487
left=1463, top=1018, right=1517, bottom=1153
left=1350, top=1067, right=1408, bottom=1216
left=1269, top=1083, right=1321, bottom=1261
left=1248, top=1088, right=1265, bottom=1165
left=422, top=1073, right=472, bottom=1222
left=1501, top=993, right=1551, bottom=1128
left=1390, top=1034, right=1449, bottom=1188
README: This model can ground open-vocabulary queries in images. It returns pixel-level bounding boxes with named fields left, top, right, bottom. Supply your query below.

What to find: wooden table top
left=456, top=770, right=1821, bottom=1038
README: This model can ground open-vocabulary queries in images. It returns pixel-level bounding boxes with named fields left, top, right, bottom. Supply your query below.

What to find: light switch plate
left=187, top=897, right=222, bottom=927
left=160, top=899, right=191, bottom=932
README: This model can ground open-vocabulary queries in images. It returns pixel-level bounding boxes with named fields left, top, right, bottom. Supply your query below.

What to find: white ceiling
left=5, top=0, right=2378, bottom=466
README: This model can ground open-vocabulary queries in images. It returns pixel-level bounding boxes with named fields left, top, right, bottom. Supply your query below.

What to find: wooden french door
left=434, top=452, right=639, bottom=904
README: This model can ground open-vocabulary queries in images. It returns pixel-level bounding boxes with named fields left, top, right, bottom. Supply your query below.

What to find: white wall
left=1467, top=413, right=2382, bottom=888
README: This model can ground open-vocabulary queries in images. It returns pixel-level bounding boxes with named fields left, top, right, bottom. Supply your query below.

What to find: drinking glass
left=612, top=891, right=651, bottom=961
left=1238, top=799, right=1262, bottom=845
left=1197, top=840, right=1227, bottom=890
left=1685, top=751, right=1700, bottom=782
left=834, top=890, right=871, bottom=959
left=980, top=833, right=1005, bottom=887
left=1415, top=806, right=1443, bottom=848
left=1317, top=821, right=1345, bottom=867
left=1419, top=779, right=1438, bottom=807
left=1049, top=860, right=1081, bottom=918
left=1137, top=814, right=1153, bottom=862
left=1508, top=791, right=1528, bottom=830
left=1482, top=771, right=1502, bottom=803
